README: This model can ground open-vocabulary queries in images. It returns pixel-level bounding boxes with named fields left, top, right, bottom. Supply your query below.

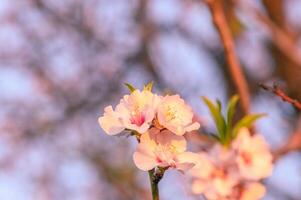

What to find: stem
left=148, top=167, right=165, bottom=200
left=148, top=170, right=159, bottom=200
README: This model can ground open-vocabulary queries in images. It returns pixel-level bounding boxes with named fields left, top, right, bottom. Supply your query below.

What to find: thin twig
left=259, top=83, right=301, bottom=110
left=206, top=0, right=250, bottom=116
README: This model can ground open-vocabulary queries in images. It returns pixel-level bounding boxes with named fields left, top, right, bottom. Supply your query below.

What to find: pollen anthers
left=155, top=143, right=179, bottom=155
left=157, top=95, right=200, bottom=136
left=165, top=105, right=181, bottom=122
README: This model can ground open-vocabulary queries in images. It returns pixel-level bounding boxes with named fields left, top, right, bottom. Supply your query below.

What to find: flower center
left=211, top=168, right=227, bottom=180
left=241, top=152, right=252, bottom=165
left=153, top=117, right=165, bottom=130
left=165, top=105, right=180, bottom=122
left=130, top=113, right=145, bottom=126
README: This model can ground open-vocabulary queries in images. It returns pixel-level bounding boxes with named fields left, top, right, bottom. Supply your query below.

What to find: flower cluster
left=98, top=83, right=274, bottom=200
left=98, top=83, right=200, bottom=172
left=189, top=128, right=273, bottom=200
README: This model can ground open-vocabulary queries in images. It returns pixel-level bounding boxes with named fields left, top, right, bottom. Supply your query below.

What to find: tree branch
left=259, top=83, right=301, bottom=110
left=206, top=0, right=250, bottom=116
left=238, top=1, right=301, bottom=67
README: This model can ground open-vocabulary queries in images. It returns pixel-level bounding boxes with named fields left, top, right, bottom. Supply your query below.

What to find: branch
left=239, top=1, right=301, bottom=67
left=259, top=83, right=301, bottom=110
left=260, top=83, right=301, bottom=159
left=206, top=0, right=250, bottom=116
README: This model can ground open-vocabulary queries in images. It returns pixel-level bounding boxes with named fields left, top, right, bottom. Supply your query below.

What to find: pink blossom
left=190, top=151, right=239, bottom=199
left=157, top=95, right=200, bottom=135
left=232, top=128, right=273, bottom=180
left=240, top=183, right=266, bottom=200
left=189, top=131, right=272, bottom=199
left=133, top=128, right=198, bottom=171
left=98, top=90, right=160, bottom=135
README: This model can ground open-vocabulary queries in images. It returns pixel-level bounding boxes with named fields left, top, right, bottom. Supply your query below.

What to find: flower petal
left=98, top=106, right=124, bottom=135
left=176, top=152, right=199, bottom=171
left=133, top=142, right=157, bottom=171
left=191, top=180, right=207, bottom=195
left=241, top=183, right=266, bottom=200
left=185, top=122, right=200, bottom=132
left=156, top=130, right=187, bottom=153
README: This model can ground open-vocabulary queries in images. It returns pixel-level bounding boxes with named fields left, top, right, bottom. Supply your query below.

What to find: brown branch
left=206, top=0, right=250, bottom=116
left=259, top=83, right=301, bottom=110
left=239, top=2, right=301, bottom=67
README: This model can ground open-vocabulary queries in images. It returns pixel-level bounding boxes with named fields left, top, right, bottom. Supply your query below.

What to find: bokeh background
left=0, top=0, right=301, bottom=199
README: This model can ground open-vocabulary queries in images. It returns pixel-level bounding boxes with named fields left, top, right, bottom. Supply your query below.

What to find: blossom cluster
left=99, top=85, right=200, bottom=171
left=98, top=83, right=274, bottom=200
left=189, top=128, right=273, bottom=200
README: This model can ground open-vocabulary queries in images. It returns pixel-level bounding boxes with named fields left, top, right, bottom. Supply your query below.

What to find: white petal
left=176, top=152, right=199, bottom=171
left=189, top=153, right=213, bottom=179
left=191, top=180, right=207, bottom=194
left=185, top=122, right=200, bottom=132
left=156, top=130, right=187, bottom=152
left=213, top=177, right=236, bottom=196
left=133, top=143, right=157, bottom=171
left=241, top=183, right=266, bottom=200
left=98, top=106, right=124, bottom=135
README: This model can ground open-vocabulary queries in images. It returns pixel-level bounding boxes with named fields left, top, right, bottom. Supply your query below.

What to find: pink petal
left=156, top=130, right=187, bottom=152
left=185, top=122, right=201, bottom=132
left=176, top=152, right=199, bottom=171
left=191, top=180, right=207, bottom=195
left=98, top=106, right=124, bottom=135
left=241, top=183, right=266, bottom=200
left=133, top=143, right=157, bottom=171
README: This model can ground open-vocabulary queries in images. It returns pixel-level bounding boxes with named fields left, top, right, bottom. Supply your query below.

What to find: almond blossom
left=240, top=182, right=266, bottom=200
left=232, top=128, right=273, bottom=180
left=189, top=127, right=273, bottom=199
left=133, top=128, right=198, bottom=171
left=190, top=149, right=239, bottom=200
left=156, top=95, right=200, bottom=135
left=98, top=89, right=160, bottom=135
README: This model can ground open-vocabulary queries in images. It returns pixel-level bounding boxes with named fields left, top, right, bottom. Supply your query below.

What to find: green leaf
left=224, top=95, right=239, bottom=145
left=124, top=83, right=136, bottom=93
left=232, top=113, right=266, bottom=138
left=143, top=81, right=153, bottom=92
left=201, top=97, right=226, bottom=142
left=226, top=95, right=239, bottom=129
left=216, top=100, right=222, bottom=112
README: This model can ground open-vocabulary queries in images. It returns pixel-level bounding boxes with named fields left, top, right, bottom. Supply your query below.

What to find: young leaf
left=226, top=95, right=239, bottom=129
left=232, top=113, right=266, bottom=138
left=216, top=100, right=222, bottom=112
left=124, top=83, right=136, bottom=93
left=202, top=97, right=226, bottom=141
left=224, top=95, right=239, bottom=146
left=143, top=81, right=153, bottom=91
